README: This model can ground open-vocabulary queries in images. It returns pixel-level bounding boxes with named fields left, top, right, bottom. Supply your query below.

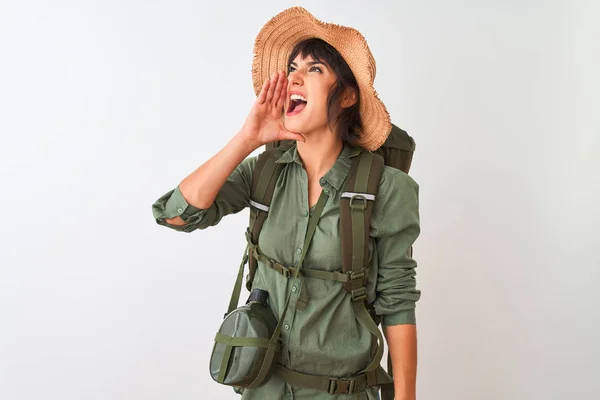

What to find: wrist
left=232, top=131, right=262, bottom=154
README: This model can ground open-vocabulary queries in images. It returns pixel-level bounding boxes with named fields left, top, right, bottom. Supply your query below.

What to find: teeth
left=290, top=93, right=307, bottom=102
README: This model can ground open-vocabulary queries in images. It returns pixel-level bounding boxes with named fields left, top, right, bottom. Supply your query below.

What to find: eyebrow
left=289, top=61, right=327, bottom=67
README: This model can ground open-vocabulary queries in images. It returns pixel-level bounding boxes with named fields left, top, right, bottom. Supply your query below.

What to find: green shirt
left=152, top=143, right=421, bottom=399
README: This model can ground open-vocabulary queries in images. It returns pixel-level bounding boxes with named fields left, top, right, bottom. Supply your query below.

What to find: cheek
left=311, top=91, right=331, bottom=115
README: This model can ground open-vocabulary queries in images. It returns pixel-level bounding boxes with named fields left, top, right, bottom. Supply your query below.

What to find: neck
left=296, top=129, right=343, bottom=180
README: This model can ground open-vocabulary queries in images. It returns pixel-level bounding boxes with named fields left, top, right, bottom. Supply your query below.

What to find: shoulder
left=371, top=166, right=420, bottom=236
left=378, top=165, right=419, bottom=200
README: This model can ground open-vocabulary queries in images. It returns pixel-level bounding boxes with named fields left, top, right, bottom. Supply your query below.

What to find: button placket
left=281, top=275, right=302, bottom=366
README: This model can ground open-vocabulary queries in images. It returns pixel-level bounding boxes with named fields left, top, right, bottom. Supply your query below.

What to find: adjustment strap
left=274, top=363, right=391, bottom=395
left=380, top=352, right=395, bottom=400
left=275, top=364, right=367, bottom=395
left=353, top=301, right=390, bottom=376
left=251, top=247, right=295, bottom=278
left=226, top=244, right=249, bottom=317
left=301, top=268, right=354, bottom=283
left=251, top=246, right=358, bottom=284
left=246, top=334, right=283, bottom=389
left=350, top=153, right=372, bottom=275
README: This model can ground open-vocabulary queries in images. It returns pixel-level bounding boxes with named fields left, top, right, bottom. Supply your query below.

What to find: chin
left=283, top=117, right=307, bottom=135
left=284, top=116, right=325, bottom=137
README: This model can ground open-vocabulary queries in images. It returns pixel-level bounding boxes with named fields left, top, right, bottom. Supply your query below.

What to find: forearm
left=383, top=324, right=417, bottom=400
left=179, top=132, right=259, bottom=209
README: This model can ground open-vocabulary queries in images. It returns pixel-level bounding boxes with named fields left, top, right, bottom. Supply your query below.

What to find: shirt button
left=177, top=207, right=184, bottom=214
left=292, top=286, right=297, bottom=292
left=320, top=178, right=326, bottom=184
left=324, top=189, right=330, bottom=195
left=296, top=248, right=302, bottom=255
left=284, top=324, right=290, bottom=331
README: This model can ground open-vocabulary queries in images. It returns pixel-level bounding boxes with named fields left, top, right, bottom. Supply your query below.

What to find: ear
left=340, top=88, right=358, bottom=108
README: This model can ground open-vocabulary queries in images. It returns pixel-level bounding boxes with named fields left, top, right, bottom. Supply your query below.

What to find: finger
left=280, top=129, right=306, bottom=143
left=275, top=72, right=288, bottom=111
left=257, top=79, right=270, bottom=104
left=265, top=72, right=278, bottom=104
left=272, top=72, right=284, bottom=107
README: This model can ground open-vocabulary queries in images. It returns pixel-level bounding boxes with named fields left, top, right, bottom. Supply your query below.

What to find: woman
left=152, top=7, right=420, bottom=400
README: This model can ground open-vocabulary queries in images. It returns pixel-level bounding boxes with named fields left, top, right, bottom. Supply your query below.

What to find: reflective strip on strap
left=249, top=199, right=269, bottom=212
left=341, top=192, right=376, bottom=201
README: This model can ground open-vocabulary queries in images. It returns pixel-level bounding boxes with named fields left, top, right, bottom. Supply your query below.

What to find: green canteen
left=210, top=289, right=279, bottom=388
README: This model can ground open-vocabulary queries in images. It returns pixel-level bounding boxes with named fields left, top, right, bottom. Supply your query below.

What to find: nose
left=287, top=69, right=303, bottom=88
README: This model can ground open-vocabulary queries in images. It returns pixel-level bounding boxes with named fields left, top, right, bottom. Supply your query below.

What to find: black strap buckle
left=328, top=378, right=356, bottom=395
left=351, top=287, right=367, bottom=302
left=347, top=269, right=367, bottom=291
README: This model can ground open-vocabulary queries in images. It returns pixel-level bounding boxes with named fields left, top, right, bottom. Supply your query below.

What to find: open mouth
left=287, top=94, right=307, bottom=116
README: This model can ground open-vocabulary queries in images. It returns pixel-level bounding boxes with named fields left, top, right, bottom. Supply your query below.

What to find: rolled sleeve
left=151, top=156, right=257, bottom=232
left=151, top=185, right=208, bottom=232
left=371, top=168, right=421, bottom=326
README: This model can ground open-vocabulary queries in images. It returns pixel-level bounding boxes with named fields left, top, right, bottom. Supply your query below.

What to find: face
left=284, top=54, right=338, bottom=136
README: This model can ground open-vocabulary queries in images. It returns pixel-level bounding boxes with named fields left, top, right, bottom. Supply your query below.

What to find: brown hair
left=287, top=38, right=362, bottom=144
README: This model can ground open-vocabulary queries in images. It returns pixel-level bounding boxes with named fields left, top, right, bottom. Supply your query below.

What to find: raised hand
left=239, top=71, right=305, bottom=147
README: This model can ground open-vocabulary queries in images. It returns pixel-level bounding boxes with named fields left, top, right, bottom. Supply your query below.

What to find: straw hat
left=252, top=6, right=391, bottom=151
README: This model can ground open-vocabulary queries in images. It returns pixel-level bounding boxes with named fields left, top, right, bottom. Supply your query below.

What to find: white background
left=1, top=0, right=598, bottom=399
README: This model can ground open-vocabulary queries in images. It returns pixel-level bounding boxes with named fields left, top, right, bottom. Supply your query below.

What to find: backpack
left=244, top=124, right=415, bottom=399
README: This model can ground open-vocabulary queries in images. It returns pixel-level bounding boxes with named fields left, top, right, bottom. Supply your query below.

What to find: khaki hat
left=252, top=6, right=391, bottom=151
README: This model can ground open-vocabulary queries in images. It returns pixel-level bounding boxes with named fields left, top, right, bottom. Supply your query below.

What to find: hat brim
left=252, top=6, right=391, bottom=151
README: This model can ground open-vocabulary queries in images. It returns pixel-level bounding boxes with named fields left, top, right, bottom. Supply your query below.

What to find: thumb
left=279, top=128, right=306, bottom=143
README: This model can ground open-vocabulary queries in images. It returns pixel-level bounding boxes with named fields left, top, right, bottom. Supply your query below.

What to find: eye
left=287, top=65, right=296, bottom=73
left=310, top=66, right=322, bottom=73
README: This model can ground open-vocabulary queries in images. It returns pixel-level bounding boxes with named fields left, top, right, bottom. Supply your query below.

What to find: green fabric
left=218, top=344, right=234, bottom=383
left=152, top=143, right=421, bottom=399
left=214, top=333, right=271, bottom=348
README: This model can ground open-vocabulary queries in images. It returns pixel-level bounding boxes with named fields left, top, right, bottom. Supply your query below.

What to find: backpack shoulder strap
left=340, top=150, right=384, bottom=293
left=245, top=147, right=287, bottom=290
left=340, top=150, right=395, bottom=397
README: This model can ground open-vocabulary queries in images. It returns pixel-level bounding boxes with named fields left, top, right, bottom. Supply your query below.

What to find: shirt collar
left=275, top=142, right=362, bottom=192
